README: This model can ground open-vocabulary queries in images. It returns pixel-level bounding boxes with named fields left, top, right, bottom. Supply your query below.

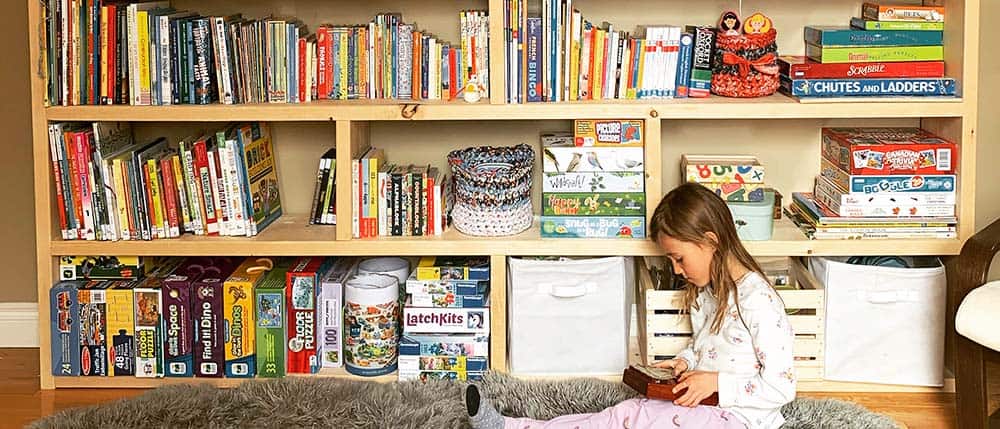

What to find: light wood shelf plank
left=43, top=95, right=967, bottom=122
left=48, top=214, right=963, bottom=256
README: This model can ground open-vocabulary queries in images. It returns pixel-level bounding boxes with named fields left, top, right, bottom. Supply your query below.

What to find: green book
left=850, top=17, right=944, bottom=31
left=542, top=192, right=646, bottom=216
left=806, top=44, right=943, bottom=63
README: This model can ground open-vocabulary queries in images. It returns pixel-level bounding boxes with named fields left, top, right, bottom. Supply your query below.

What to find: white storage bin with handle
left=507, top=256, right=633, bottom=376
left=808, top=256, right=946, bottom=386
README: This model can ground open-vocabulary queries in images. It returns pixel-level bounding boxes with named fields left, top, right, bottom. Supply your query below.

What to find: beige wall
left=979, top=0, right=1000, bottom=281
left=1, top=0, right=36, bottom=303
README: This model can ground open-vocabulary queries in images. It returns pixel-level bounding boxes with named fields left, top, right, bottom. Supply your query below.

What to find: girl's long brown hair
left=649, top=183, right=767, bottom=334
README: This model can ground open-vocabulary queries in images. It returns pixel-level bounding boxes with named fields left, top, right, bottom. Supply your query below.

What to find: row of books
left=47, top=121, right=281, bottom=241
left=502, top=0, right=712, bottom=103
left=49, top=122, right=282, bottom=241
left=787, top=127, right=958, bottom=240
left=780, top=2, right=953, bottom=98
left=400, top=256, right=490, bottom=381
left=43, top=0, right=490, bottom=106
left=348, top=148, right=453, bottom=238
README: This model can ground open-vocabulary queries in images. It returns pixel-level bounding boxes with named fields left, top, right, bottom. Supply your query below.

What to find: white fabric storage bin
left=508, top=256, right=633, bottom=376
left=809, top=256, right=946, bottom=386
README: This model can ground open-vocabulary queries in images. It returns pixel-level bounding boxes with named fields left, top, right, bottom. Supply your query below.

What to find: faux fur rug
left=31, top=372, right=902, bottom=429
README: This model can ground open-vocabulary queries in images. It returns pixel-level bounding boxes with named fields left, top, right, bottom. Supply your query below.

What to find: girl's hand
left=652, top=358, right=688, bottom=375
left=672, top=371, right=719, bottom=408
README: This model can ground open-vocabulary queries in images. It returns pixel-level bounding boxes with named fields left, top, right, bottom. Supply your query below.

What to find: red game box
left=286, top=257, right=334, bottom=374
left=778, top=56, right=944, bottom=80
left=821, top=127, right=957, bottom=175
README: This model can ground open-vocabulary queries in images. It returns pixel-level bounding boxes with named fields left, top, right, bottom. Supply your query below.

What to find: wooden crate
left=636, top=257, right=825, bottom=381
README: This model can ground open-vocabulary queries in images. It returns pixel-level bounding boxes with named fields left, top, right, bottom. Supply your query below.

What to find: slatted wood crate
left=636, top=257, right=825, bottom=380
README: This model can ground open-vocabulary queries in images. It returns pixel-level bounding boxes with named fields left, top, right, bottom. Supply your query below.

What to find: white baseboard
left=0, top=302, right=39, bottom=347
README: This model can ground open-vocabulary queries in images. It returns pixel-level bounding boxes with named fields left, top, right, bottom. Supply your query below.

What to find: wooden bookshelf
left=28, top=0, right=979, bottom=393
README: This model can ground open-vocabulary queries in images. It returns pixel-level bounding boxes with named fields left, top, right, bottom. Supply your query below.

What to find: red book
left=286, top=257, right=329, bottom=374
left=413, top=31, right=422, bottom=100
left=106, top=4, right=116, bottom=104
left=298, top=37, right=307, bottom=102
left=160, top=156, right=180, bottom=237
left=118, top=160, right=137, bottom=240
left=316, top=27, right=329, bottom=100
left=192, top=137, right=219, bottom=236
left=448, top=48, right=458, bottom=100
left=426, top=173, right=435, bottom=235
left=778, top=56, right=945, bottom=80
left=87, top=0, right=95, bottom=104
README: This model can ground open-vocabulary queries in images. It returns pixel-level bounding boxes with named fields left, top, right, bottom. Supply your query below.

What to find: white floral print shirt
left=675, top=272, right=797, bottom=429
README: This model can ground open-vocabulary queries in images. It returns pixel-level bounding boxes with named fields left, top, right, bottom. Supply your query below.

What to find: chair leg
left=957, top=336, right=990, bottom=429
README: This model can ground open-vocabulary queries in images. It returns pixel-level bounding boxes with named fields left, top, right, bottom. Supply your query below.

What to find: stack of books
left=400, top=256, right=491, bottom=382
left=540, top=120, right=646, bottom=238
left=779, top=2, right=953, bottom=99
left=788, top=127, right=958, bottom=239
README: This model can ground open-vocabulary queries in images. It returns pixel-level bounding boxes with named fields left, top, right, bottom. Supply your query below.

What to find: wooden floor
left=1, top=348, right=959, bottom=429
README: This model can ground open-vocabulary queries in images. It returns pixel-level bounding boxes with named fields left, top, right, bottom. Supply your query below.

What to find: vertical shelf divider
left=335, top=121, right=372, bottom=241
left=489, top=254, right=508, bottom=372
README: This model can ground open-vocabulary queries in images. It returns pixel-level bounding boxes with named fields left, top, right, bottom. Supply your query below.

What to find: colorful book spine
left=778, top=56, right=945, bottom=79
left=850, top=17, right=944, bottom=31
left=781, top=77, right=956, bottom=97
left=539, top=216, right=646, bottom=238
left=805, top=44, right=943, bottom=63
left=685, top=26, right=715, bottom=98
left=526, top=17, right=542, bottom=102
left=804, top=26, right=943, bottom=47
left=674, top=33, right=693, bottom=98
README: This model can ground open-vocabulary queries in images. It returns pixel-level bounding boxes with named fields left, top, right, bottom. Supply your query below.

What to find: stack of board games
left=351, top=148, right=453, bottom=238
left=51, top=255, right=356, bottom=380
left=502, top=0, right=719, bottom=102
left=400, top=256, right=491, bottom=381
left=43, top=6, right=489, bottom=106
left=46, top=121, right=282, bottom=241
left=682, top=155, right=773, bottom=240
left=779, top=2, right=953, bottom=99
left=540, top=120, right=646, bottom=239
left=787, top=127, right=958, bottom=240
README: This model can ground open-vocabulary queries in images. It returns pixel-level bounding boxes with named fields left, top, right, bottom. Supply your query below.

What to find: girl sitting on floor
left=466, top=183, right=796, bottom=429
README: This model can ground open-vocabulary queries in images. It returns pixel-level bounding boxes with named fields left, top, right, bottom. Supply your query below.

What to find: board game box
left=821, top=127, right=956, bottom=175
left=542, top=172, right=645, bottom=193
left=50, top=281, right=82, bottom=376
left=286, top=257, right=334, bottom=374
left=542, top=146, right=645, bottom=173
left=542, top=192, right=646, bottom=216
left=682, top=155, right=765, bottom=184
left=106, top=282, right=135, bottom=376
left=778, top=56, right=944, bottom=80
left=59, top=256, right=143, bottom=281
left=79, top=282, right=109, bottom=376
left=320, top=258, right=358, bottom=368
left=572, top=120, right=644, bottom=147
left=403, top=306, right=491, bottom=334
left=224, top=258, right=275, bottom=377
left=415, top=256, right=490, bottom=282
left=255, top=259, right=293, bottom=378
left=193, top=258, right=242, bottom=377
left=539, top=216, right=646, bottom=238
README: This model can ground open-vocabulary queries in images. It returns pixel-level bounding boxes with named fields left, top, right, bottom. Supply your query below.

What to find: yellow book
left=634, top=40, right=646, bottom=100
left=224, top=257, right=272, bottom=377
left=569, top=13, right=581, bottom=101
left=106, top=286, right=135, bottom=377
left=137, top=11, right=151, bottom=105
left=112, top=158, right=131, bottom=239
left=100, top=7, right=109, bottom=104
left=593, top=29, right=605, bottom=100
left=368, top=156, right=378, bottom=220
left=146, top=159, right=164, bottom=239
left=338, top=28, right=348, bottom=100
left=172, top=155, right=191, bottom=233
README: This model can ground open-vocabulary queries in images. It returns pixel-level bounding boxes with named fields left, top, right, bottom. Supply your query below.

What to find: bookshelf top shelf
left=47, top=215, right=964, bottom=257
left=43, top=95, right=967, bottom=122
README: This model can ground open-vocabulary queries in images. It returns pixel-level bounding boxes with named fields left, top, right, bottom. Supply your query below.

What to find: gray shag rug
left=31, top=372, right=902, bottom=429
